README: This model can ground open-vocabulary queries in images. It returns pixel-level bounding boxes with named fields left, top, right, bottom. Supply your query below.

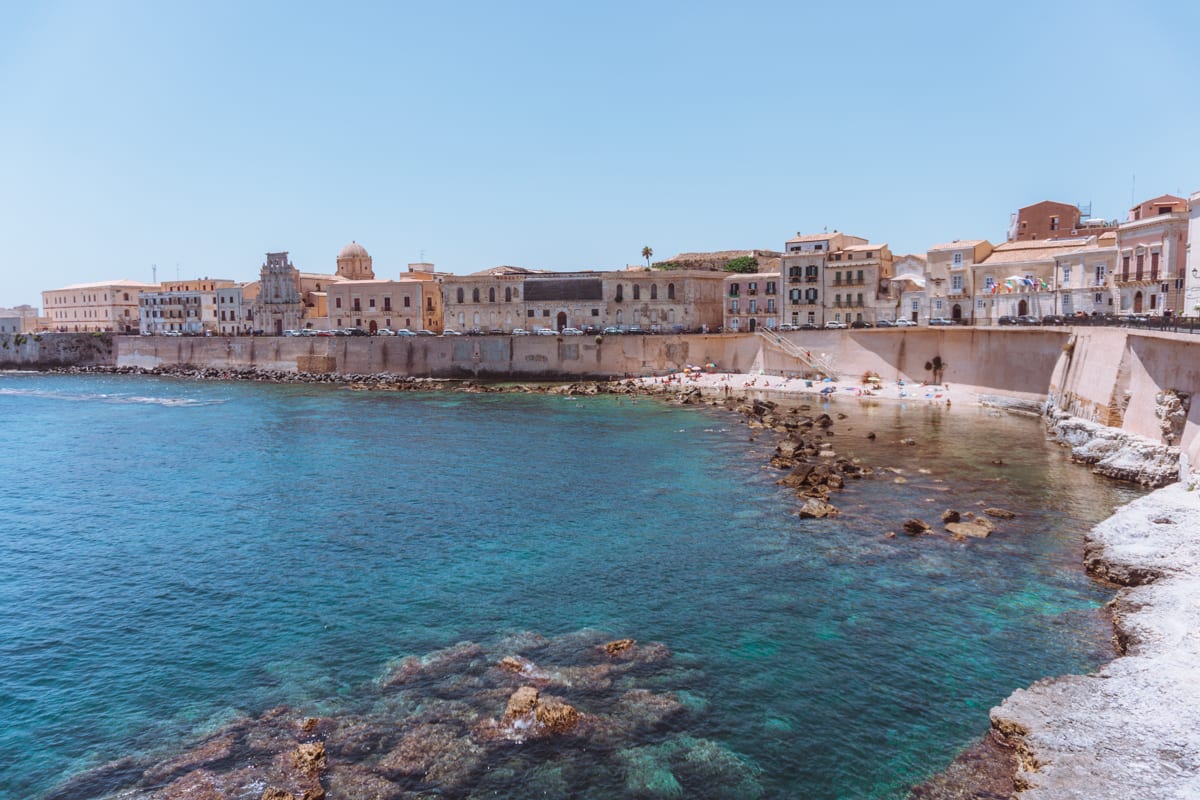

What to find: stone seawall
left=0, top=332, right=115, bottom=368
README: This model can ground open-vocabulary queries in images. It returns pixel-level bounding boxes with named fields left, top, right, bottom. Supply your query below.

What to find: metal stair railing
left=755, top=330, right=838, bottom=380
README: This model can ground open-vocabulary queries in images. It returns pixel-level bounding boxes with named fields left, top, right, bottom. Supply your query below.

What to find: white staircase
left=755, top=330, right=838, bottom=380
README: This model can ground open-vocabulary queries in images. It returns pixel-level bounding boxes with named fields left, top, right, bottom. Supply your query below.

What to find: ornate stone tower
left=336, top=241, right=374, bottom=280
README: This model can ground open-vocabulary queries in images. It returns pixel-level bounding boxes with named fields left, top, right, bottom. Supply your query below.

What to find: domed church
left=336, top=241, right=375, bottom=281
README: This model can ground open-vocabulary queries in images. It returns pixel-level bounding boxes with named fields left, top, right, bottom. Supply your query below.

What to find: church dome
left=338, top=241, right=369, bottom=259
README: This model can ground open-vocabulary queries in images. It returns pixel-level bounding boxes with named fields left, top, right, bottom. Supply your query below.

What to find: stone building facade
left=1114, top=195, right=1189, bottom=315
left=441, top=268, right=725, bottom=334
left=722, top=272, right=779, bottom=332
left=254, top=252, right=305, bottom=335
left=43, top=279, right=156, bottom=333
left=139, top=278, right=236, bottom=335
left=327, top=260, right=445, bottom=333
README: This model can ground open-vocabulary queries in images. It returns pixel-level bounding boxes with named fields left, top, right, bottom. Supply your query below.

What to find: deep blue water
left=0, top=373, right=1140, bottom=799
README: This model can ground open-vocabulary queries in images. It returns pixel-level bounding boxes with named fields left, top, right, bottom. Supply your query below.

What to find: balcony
left=805, top=276, right=819, bottom=283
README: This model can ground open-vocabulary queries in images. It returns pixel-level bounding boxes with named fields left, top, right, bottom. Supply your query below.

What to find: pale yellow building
left=0, top=304, right=40, bottom=334
left=925, top=240, right=993, bottom=322
left=43, top=279, right=157, bottom=333
left=327, top=263, right=445, bottom=333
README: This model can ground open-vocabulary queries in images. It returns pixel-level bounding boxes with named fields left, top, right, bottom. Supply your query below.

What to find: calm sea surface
left=0, top=372, right=1141, bottom=799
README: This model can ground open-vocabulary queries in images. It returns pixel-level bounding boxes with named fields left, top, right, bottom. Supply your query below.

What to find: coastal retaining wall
left=0, top=332, right=114, bottom=368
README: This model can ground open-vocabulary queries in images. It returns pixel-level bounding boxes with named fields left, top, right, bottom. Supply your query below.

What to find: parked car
left=997, top=316, right=1018, bottom=325
left=283, top=329, right=301, bottom=337
left=395, top=329, right=416, bottom=336
left=799, top=322, right=819, bottom=330
left=627, top=325, right=644, bottom=334
left=602, top=326, right=623, bottom=335
left=850, top=320, right=874, bottom=329
left=825, top=320, right=847, bottom=329
left=441, top=329, right=462, bottom=336
left=894, top=319, right=916, bottom=327
left=561, top=327, right=584, bottom=335
left=375, top=328, right=395, bottom=336
left=417, top=329, right=436, bottom=336
left=1041, top=314, right=1064, bottom=326
left=511, top=328, right=529, bottom=336
left=534, top=327, right=556, bottom=336
left=1016, top=315, right=1040, bottom=325
left=875, top=320, right=896, bottom=328
left=778, top=324, right=796, bottom=331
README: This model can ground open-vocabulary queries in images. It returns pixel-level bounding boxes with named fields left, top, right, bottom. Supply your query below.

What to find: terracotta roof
left=786, top=233, right=836, bottom=244
left=927, top=240, right=987, bottom=252
left=979, top=243, right=1086, bottom=266
left=50, top=279, right=159, bottom=290
left=991, top=238, right=1088, bottom=252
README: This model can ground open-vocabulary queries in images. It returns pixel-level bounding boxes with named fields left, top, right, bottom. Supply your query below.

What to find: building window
left=615, top=285, right=624, bottom=302
left=934, top=299, right=943, bottom=310
left=767, top=299, right=775, bottom=312
left=489, top=287, right=496, bottom=303
left=456, top=288, right=464, bottom=303
left=953, top=252, right=963, bottom=266
left=591, top=308, right=599, bottom=316
left=976, top=298, right=985, bottom=309
left=368, top=298, right=376, bottom=308
left=472, top=288, right=480, bottom=303
left=1049, top=216, right=1059, bottom=231
left=633, top=285, right=641, bottom=300
left=404, top=296, right=411, bottom=307
left=951, top=275, right=963, bottom=293
left=543, top=310, right=550, bottom=317
left=384, top=297, right=392, bottom=311
left=856, top=270, right=864, bottom=284
left=667, top=283, right=676, bottom=300
left=650, top=284, right=658, bottom=300
left=335, top=297, right=342, bottom=309
left=766, top=281, right=776, bottom=294
left=1061, top=266, right=1070, bottom=284
left=505, top=287, right=512, bottom=302
left=911, top=299, right=919, bottom=312
left=729, top=283, right=739, bottom=297
left=1094, top=293, right=1103, bottom=303
left=527, top=310, right=535, bottom=318
left=731, top=299, right=739, bottom=313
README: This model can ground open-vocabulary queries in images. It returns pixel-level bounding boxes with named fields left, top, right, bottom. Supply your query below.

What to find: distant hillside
left=654, top=250, right=782, bottom=273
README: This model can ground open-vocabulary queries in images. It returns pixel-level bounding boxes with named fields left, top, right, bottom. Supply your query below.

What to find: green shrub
left=723, top=256, right=759, bottom=273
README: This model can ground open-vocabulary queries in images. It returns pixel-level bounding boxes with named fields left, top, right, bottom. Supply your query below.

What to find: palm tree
left=642, top=246, right=653, bottom=268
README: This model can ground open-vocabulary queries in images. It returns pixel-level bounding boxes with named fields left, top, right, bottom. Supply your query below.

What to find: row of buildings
left=10, top=192, right=1200, bottom=337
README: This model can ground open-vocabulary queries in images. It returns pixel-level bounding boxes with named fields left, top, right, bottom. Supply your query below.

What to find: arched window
left=472, top=288, right=480, bottom=303
left=615, top=284, right=624, bottom=302
left=505, top=287, right=512, bottom=302
left=489, top=287, right=496, bottom=303
left=650, top=284, right=658, bottom=300
left=667, top=283, right=676, bottom=300
left=513, top=288, right=520, bottom=300
left=456, top=288, right=464, bottom=303
left=633, top=285, right=641, bottom=300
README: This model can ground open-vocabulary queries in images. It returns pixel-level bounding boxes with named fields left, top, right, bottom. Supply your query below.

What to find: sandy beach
left=634, top=370, right=956, bottom=406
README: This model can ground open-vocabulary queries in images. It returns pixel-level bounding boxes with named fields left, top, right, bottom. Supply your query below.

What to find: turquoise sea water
left=0, top=373, right=1140, bottom=799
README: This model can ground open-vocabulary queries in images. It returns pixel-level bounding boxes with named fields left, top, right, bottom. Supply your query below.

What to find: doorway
left=556, top=311, right=567, bottom=331
left=951, top=304, right=962, bottom=321
left=1017, top=299, right=1028, bottom=316
left=369, top=320, right=378, bottom=334
left=1134, top=291, right=1144, bottom=313
left=748, top=318, right=757, bottom=332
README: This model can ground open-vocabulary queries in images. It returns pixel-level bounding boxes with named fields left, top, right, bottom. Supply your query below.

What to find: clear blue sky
left=2, top=0, right=1197, bottom=307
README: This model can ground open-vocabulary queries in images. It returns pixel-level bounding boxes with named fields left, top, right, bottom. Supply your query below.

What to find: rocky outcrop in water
left=50, top=630, right=761, bottom=800
left=989, top=483, right=1200, bottom=798
left=1044, top=406, right=1179, bottom=487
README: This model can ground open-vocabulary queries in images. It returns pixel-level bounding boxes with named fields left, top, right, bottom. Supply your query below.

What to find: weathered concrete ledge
left=989, top=482, right=1200, bottom=799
